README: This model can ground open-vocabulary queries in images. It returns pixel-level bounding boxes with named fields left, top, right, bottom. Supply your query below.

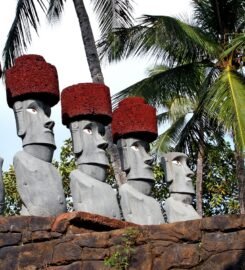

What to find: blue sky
left=0, top=0, right=192, bottom=170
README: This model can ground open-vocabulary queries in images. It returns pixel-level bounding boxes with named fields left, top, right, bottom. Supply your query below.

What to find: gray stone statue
left=112, top=97, right=165, bottom=225
left=0, top=64, right=4, bottom=214
left=0, top=157, right=4, bottom=214
left=61, top=83, right=120, bottom=219
left=161, top=152, right=201, bottom=223
left=5, top=55, right=66, bottom=216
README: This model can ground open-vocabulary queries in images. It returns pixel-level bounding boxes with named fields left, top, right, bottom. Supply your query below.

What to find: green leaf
left=47, top=0, right=66, bottom=22
left=2, top=0, right=47, bottom=71
left=91, top=0, right=134, bottom=35
left=207, top=69, right=245, bottom=152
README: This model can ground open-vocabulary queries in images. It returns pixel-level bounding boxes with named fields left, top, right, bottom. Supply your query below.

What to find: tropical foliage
left=2, top=0, right=134, bottom=74
left=98, top=0, right=245, bottom=213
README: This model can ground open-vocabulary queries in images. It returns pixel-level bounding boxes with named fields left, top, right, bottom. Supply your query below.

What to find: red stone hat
left=61, top=83, right=112, bottom=126
left=112, top=97, right=158, bottom=143
left=5, top=54, right=59, bottom=107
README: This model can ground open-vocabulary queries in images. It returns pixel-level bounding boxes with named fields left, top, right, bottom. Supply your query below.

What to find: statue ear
left=13, top=101, right=26, bottom=137
left=161, top=155, right=174, bottom=184
left=69, top=121, right=83, bottom=154
left=117, top=139, right=130, bottom=173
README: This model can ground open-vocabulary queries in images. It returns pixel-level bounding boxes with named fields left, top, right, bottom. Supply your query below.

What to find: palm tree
left=2, top=0, right=134, bottom=79
left=98, top=0, right=245, bottom=214
left=2, top=0, right=135, bottom=185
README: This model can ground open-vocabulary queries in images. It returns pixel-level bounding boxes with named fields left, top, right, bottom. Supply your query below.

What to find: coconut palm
left=2, top=0, right=134, bottom=81
left=2, top=0, right=134, bottom=185
left=98, top=0, right=245, bottom=214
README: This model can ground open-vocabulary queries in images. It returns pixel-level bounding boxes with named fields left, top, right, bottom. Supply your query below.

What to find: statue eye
left=83, top=128, right=92, bottom=135
left=131, top=145, right=139, bottom=151
left=26, top=108, right=37, bottom=114
left=172, top=160, right=182, bottom=166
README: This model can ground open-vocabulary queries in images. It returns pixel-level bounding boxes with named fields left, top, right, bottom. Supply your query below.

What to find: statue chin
left=128, top=180, right=153, bottom=196
left=171, top=193, right=193, bottom=204
left=77, top=163, right=108, bottom=182
left=23, top=144, right=55, bottom=162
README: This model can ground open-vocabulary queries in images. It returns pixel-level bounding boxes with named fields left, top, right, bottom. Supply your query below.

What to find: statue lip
left=144, top=165, right=152, bottom=170
left=98, top=149, right=107, bottom=154
left=44, top=129, right=54, bottom=135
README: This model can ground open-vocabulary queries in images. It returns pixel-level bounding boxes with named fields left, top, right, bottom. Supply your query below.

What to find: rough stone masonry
left=0, top=212, right=244, bottom=269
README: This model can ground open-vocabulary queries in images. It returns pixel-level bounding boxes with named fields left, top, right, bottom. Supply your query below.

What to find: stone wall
left=0, top=212, right=244, bottom=270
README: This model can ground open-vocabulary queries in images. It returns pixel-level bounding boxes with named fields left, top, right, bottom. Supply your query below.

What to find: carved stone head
left=61, top=83, right=112, bottom=181
left=161, top=152, right=195, bottom=194
left=13, top=99, right=55, bottom=161
left=112, top=97, right=158, bottom=195
left=5, top=55, right=60, bottom=162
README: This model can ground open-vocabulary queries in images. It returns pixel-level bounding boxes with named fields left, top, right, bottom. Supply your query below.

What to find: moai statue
left=61, top=83, right=121, bottom=219
left=0, top=158, right=4, bottom=214
left=5, top=54, right=66, bottom=216
left=0, top=65, right=4, bottom=214
left=161, top=152, right=201, bottom=222
left=0, top=157, right=4, bottom=214
left=112, top=97, right=165, bottom=225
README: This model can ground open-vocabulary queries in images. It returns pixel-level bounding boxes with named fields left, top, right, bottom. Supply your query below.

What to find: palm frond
left=147, top=64, right=169, bottom=76
left=206, top=68, right=245, bottom=151
left=2, top=0, right=47, bottom=71
left=98, top=15, right=220, bottom=64
left=153, top=115, right=186, bottom=154
left=168, top=97, right=195, bottom=122
left=193, top=0, right=245, bottom=39
left=47, top=0, right=66, bottom=22
left=157, top=111, right=170, bottom=126
left=91, top=0, right=134, bottom=35
left=221, top=33, right=245, bottom=64
left=112, top=62, right=205, bottom=108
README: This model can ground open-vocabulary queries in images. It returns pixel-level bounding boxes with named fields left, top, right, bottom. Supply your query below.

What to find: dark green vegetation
left=98, top=0, right=245, bottom=214
left=104, top=227, right=140, bottom=270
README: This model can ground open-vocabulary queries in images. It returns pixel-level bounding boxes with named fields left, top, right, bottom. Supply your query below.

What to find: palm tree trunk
left=106, top=125, right=127, bottom=186
left=235, top=150, right=245, bottom=214
left=72, top=0, right=104, bottom=83
left=72, top=0, right=127, bottom=185
left=196, top=143, right=204, bottom=217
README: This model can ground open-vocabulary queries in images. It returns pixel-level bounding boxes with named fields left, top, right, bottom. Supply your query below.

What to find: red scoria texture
left=5, top=54, right=59, bottom=107
left=61, top=83, right=112, bottom=126
left=112, top=97, right=158, bottom=143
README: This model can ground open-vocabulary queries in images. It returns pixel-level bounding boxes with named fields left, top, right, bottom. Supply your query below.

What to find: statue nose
left=98, top=142, right=108, bottom=150
left=45, top=120, right=55, bottom=130
left=144, top=157, right=154, bottom=166
left=186, top=167, right=194, bottom=177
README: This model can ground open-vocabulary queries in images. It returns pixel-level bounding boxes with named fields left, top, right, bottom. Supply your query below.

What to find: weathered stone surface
left=0, top=232, right=21, bottom=247
left=201, top=214, right=245, bottom=231
left=82, top=261, right=108, bottom=270
left=0, top=212, right=244, bottom=269
left=52, top=241, right=82, bottom=264
left=81, top=247, right=109, bottom=260
left=75, top=232, right=110, bottom=248
left=48, top=262, right=82, bottom=270
left=0, top=216, right=54, bottom=232
left=51, top=211, right=135, bottom=233
left=144, top=218, right=201, bottom=242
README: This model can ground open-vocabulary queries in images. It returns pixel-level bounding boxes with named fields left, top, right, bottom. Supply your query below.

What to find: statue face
left=118, top=138, right=154, bottom=183
left=70, top=120, right=109, bottom=181
left=161, top=153, right=195, bottom=194
left=13, top=99, right=56, bottom=148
